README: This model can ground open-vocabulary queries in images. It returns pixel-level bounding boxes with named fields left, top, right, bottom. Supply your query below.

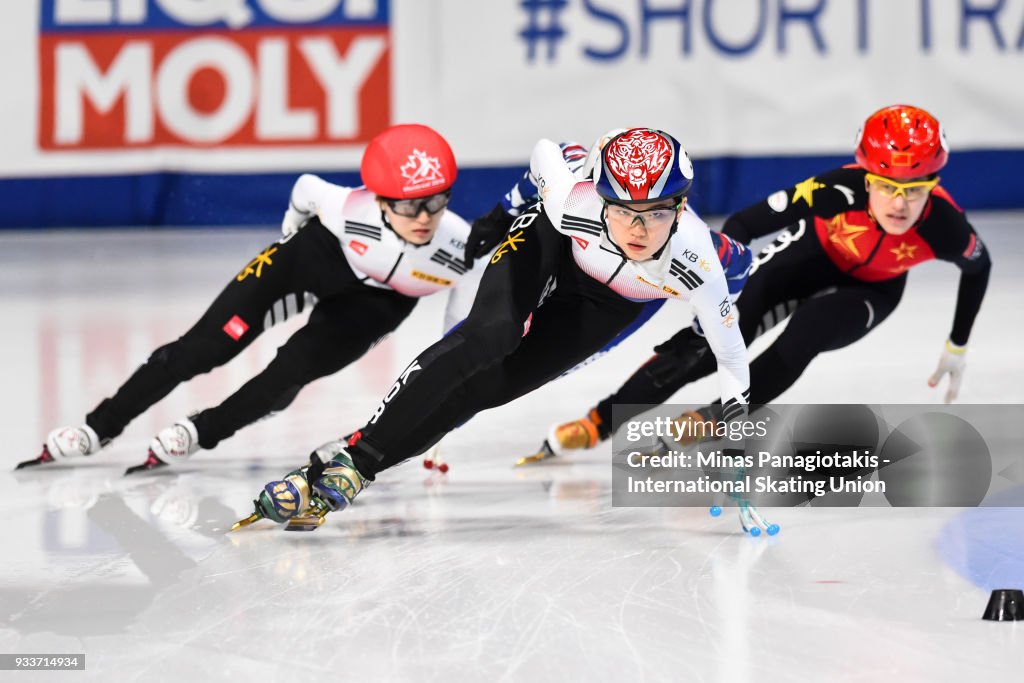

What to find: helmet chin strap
left=600, top=209, right=630, bottom=259
left=865, top=195, right=931, bottom=234
left=604, top=196, right=685, bottom=260
left=599, top=213, right=679, bottom=261
left=379, top=207, right=415, bottom=246
left=649, top=216, right=679, bottom=260
left=652, top=195, right=688, bottom=258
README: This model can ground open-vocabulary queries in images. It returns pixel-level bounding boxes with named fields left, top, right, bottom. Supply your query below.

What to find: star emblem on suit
left=791, top=177, right=826, bottom=207
left=890, top=241, right=919, bottom=262
left=826, top=215, right=870, bottom=257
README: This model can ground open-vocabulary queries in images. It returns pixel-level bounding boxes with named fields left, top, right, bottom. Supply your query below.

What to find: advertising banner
left=38, top=0, right=391, bottom=151
left=1, top=0, right=1022, bottom=226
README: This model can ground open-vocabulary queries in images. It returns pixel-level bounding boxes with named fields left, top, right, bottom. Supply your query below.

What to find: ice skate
left=16, top=425, right=102, bottom=470
left=515, top=411, right=601, bottom=466
left=231, top=439, right=368, bottom=532
left=125, top=418, right=199, bottom=475
left=285, top=442, right=368, bottom=531
left=515, top=439, right=557, bottom=467
left=231, top=465, right=316, bottom=531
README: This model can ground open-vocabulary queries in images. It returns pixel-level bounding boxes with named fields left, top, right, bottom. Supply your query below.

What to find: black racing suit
left=348, top=205, right=650, bottom=478
left=586, top=166, right=991, bottom=438
left=86, top=220, right=417, bottom=449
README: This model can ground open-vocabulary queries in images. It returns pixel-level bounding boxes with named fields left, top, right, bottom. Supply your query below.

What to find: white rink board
left=1, top=0, right=1023, bottom=176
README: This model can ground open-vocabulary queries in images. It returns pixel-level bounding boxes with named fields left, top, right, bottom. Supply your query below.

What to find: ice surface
left=1, top=215, right=1022, bottom=681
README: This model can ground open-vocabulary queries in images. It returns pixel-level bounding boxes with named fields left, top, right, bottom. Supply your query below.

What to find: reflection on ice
left=2, top=219, right=1023, bottom=678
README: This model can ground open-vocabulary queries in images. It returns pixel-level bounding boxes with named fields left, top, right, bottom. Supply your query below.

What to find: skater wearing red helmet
left=854, top=104, right=948, bottom=179
left=529, top=105, right=989, bottom=460
left=236, top=128, right=769, bottom=534
left=20, top=124, right=491, bottom=473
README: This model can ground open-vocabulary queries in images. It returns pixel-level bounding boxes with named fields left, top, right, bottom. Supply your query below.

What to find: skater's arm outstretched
left=917, top=190, right=992, bottom=402
left=689, top=271, right=750, bottom=422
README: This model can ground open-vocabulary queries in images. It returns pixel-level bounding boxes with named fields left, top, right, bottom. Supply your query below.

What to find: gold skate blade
left=512, top=440, right=561, bottom=466
left=515, top=441, right=557, bottom=467
left=229, top=512, right=263, bottom=532
left=515, top=452, right=550, bottom=467
left=284, top=514, right=325, bottom=532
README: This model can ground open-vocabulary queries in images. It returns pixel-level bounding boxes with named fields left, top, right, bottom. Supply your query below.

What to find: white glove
left=580, top=128, right=628, bottom=180
left=281, top=204, right=311, bottom=237
left=928, top=340, right=966, bottom=403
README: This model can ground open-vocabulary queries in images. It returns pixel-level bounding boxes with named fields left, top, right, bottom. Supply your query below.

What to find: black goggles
left=384, top=191, right=451, bottom=218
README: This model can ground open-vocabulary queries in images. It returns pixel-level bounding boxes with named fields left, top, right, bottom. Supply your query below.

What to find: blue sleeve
left=710, top=232, right=752, bottom=295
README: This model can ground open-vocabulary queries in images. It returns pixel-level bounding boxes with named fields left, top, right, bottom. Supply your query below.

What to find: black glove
left=464, top=202, right=515, bottom=267
left=643, top=326, right=711, bottom=389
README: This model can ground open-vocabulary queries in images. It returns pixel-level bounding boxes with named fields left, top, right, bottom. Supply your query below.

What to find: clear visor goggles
left=385, top=190, right=451, bottom=217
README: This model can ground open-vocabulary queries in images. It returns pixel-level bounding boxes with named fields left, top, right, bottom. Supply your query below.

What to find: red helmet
left=360, top=124, right=457, bottom=199
left=854, top=105, right=948, bottom=179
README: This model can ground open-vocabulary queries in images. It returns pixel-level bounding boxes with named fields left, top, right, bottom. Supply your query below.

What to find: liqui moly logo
left=39, top=0, right=392, bottom=149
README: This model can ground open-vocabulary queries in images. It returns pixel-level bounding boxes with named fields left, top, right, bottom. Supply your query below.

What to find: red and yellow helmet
left=854, top=105, right=948, bottom=179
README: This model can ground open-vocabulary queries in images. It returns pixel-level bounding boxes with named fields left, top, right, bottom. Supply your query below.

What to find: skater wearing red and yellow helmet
left=536, top=105, right=990, bottom=457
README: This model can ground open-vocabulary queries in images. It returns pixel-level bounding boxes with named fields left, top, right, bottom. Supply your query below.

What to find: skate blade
left=284, top=514, right=326, bottom=532
left=229, top=512, right=264, bottom=532
left=15, top=447, right=56, bottom=470
left=515, top=452, right=550, bottom=467
left=124, top=450, right=168, bottom=476
left=516, top=448, right=557, bottom=471
left=515, top=441, right=557, bottom=467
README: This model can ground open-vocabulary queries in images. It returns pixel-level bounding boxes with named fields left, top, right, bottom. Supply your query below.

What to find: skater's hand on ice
left=928, top=340, right=966, bottom=403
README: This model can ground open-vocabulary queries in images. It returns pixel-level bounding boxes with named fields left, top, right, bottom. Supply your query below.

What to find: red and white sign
left=39, top=2, right=391, bottom=150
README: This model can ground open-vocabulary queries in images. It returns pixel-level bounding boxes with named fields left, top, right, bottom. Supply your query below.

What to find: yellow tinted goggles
left=865, top=173, right=939, bottom=200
